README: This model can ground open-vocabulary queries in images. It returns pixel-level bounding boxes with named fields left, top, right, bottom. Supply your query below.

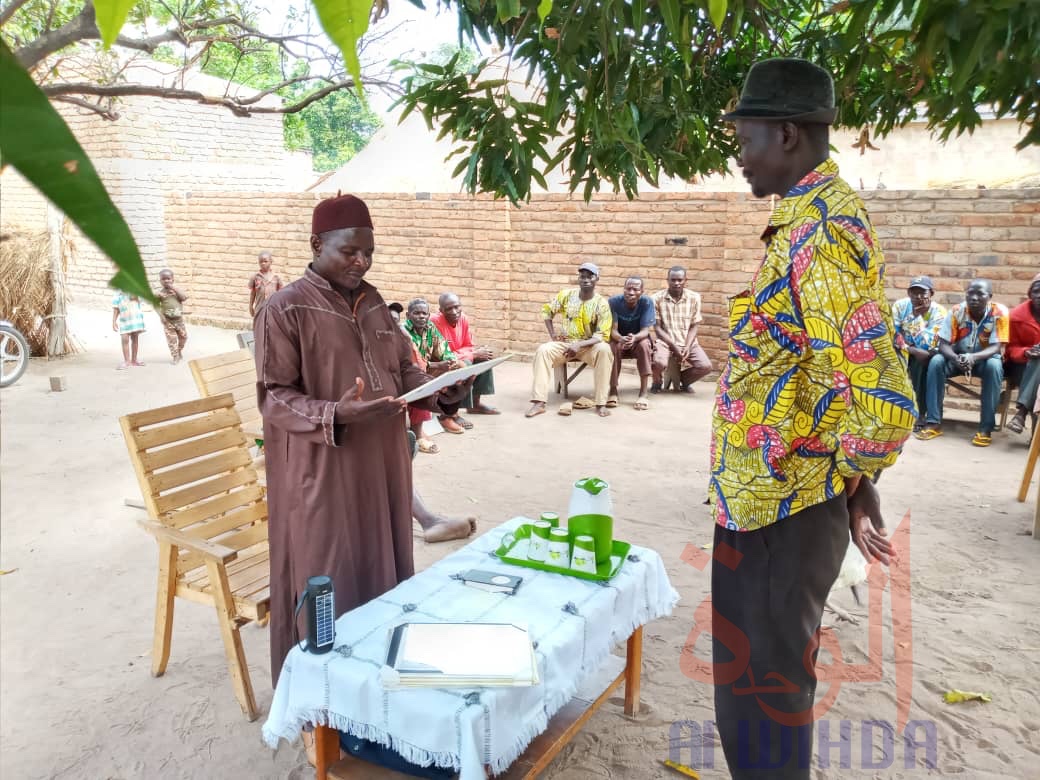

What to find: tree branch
left=41, top=79, right=402, bottom=117
left=51, top=94, right=119, bottom=120
left=15, top=3, right=97, bottom=69
left=0, top=0, right=33, bottom=26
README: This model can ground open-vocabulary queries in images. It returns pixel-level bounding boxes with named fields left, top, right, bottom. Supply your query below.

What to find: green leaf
left=311, top=0, right=373, bottom=94
left=537, top=0, right=553, bottom=23
left=93, top=0, right=137, bottom=49
left=0, top=41, right=151, bottom=301
left=496, top=0, right=521, bottom=23
left=708, top=0, right=727, bottom=31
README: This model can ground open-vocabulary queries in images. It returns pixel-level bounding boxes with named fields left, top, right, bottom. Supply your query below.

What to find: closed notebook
left=381, top=622, right=539, bottom=688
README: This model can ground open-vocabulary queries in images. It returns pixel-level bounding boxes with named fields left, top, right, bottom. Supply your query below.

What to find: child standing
left=112, top=290, right=146, bottom=369
left=248, top=251, right=283, bottom=317
left=156, top=268, right=188, bottom=364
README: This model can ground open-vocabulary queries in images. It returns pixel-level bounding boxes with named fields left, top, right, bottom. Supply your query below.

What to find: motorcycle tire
left=0, top=324, right=30, bottom=388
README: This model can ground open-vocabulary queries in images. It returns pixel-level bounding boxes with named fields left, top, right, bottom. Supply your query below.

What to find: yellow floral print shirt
left=710, top=160, right=915, bottom=531
left=542, top=289, right=613, bottom=342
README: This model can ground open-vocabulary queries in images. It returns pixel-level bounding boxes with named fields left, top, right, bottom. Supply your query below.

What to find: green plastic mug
left=567, top=513, right=613, bottom=564
left=539, top=512, right=560, bottom=528
left=570, top=534, right=598, bottom=574
left=527, top=520, right=552, bottom=562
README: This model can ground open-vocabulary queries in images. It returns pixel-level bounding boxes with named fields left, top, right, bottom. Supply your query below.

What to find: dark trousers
left=1006, top=358, right=1040, bottom=412
left=712, top=495, right=849, bottom=779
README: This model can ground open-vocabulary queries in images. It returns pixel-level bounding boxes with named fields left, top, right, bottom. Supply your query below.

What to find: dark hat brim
left=721, top=106, right=838, bottom=125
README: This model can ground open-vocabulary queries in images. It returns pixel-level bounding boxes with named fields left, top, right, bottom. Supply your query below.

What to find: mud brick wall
left=158, top=188, right=1039, bottom=372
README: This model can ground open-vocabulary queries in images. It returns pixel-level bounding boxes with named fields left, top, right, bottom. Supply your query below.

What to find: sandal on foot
left=650, top=383, right=663, bottom=394
left=558, top=402, right=574, bottom=416
left=417, top=438, right=440, bottom=454
left=468, top=405, right=501, bottom=415
left=914, top=427, right=943, bottom=441
left=596, top=406, right=611, bottom=417
left=605, top=394, right=619, bottom=408
left=634, top=396, right=649, bottom=411
left=971, top=432, right=992, bottom=447
left=1008, top=415, right=1026, bottom=434
left=525, top=403, right=547, bottom=418
left=453, top=414, right=474, bottom=430
left=572, top=396, right=596, bottom=410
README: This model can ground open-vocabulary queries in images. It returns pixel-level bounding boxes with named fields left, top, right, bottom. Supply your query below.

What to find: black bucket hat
left=722, top=58, right=838, bottom=125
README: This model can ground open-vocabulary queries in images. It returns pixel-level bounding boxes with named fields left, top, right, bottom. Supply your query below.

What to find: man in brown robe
left=255, top=194, right=464, bottom=687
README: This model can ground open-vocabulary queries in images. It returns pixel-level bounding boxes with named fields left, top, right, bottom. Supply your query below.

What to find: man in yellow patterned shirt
left=526, top=262, right=614, bottom=418
left=710, top=59, right=915, bottom=779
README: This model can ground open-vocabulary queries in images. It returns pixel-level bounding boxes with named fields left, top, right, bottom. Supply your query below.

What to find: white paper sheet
left=397, top=354, right=513, bottom=403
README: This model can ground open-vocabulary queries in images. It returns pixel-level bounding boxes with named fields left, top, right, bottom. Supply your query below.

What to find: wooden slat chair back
left=188, top=349, right=262, bottom=440
left=120, top=393, right=269, bottom=721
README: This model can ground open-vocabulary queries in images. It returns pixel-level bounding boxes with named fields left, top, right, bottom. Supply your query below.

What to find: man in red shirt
left=432, top=292, right=500, bottom=421
left=1006, top=273, right=1040, bottom=433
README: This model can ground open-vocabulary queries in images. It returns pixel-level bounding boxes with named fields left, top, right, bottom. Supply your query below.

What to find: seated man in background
left=404, top=298, right=470, bottom=434
left=432, top=292, right=500, bottom=417
left=917, top=279, right=1008, bottom=446
left=1005, top=273, right=1040, bottom=434
left=651, top=266, right=713, bottom=393
left=608, top=276, right=655, bottom=410
left=891, top=275, right=946, bottom=431
left=526, top=261, right=614, bottom=418
left=390, top=301, right=476, bottom=541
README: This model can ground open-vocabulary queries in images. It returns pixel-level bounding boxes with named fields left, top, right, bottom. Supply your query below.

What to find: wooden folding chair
left=1017, top=396, right=1040, bottom=540
left=120, top=394, right=269, bottom=720
left=554, top=361, right=586, bottom=399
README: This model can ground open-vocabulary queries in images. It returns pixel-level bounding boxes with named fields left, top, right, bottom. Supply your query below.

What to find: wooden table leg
left=314, top=724, right=340, bottom=780
left=624, top=626, right=643, bottom=716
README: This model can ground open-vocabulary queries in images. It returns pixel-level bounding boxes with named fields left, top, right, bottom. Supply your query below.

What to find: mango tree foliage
left=397, top=0, right=1039, bottom=202
left=1, top=0, right=1037, bottom=292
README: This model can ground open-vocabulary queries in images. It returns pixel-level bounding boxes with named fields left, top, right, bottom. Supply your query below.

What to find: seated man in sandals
left=403, top=298, right=471, bottom=434
left=650, top=266, right=713, bottom=393
left=432, top=291, right=500, bottom=417
left=1005, top=273, right=1040, bottom=435
left=526, top=261, right=614, bottom=418
left=608, top=276, right=655, bottom=410
left=916, top=279, right=1008, bottom=446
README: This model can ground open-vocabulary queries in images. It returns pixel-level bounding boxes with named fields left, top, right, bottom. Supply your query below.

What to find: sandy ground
left=2, top=306, right=1039, bottom=780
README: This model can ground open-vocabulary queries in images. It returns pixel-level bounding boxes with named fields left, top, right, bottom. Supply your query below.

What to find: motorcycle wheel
left=0, top=324, right=30, bottom=388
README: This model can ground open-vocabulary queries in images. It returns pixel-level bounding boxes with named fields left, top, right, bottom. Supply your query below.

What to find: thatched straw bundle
left=0, top=229, right=78, bottom=356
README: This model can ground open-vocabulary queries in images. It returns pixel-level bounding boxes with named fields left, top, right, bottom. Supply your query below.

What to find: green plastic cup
left=527, top=520, right=552, bottom=562
left=546, top=527, right=570, bottom=567
left=567, top=514, right=613, bottom=564
left=539, top=512, right=560, bottom=528
left=570, top=534, right=598, bottom=574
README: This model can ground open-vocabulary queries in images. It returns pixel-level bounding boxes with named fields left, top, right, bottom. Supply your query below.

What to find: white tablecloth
left=262, top=517, right=679, bottom=778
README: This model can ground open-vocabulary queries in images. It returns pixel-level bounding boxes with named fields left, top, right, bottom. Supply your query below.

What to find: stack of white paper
left=381, top=622, right=539, bottom=688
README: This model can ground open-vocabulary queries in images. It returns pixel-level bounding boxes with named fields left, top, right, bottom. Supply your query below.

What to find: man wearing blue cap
left=892, top=276, right=947, bottom=430
left=526, top=261, right=614, bottom=418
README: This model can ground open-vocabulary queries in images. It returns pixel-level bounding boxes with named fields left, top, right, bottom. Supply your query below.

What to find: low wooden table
left=313, top=626, right=642, bottom=780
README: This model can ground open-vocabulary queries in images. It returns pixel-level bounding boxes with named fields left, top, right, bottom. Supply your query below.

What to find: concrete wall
left=159, top=189, right=1040, bottom=371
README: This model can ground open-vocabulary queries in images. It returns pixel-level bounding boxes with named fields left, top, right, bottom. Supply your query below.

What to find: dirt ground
left=2, top=306, right=1038, bottom=780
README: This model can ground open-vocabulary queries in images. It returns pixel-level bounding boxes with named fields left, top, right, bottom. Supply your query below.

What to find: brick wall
left=159, top=188, right=1040, bottom=370
left=2, top=97, right=312, bottom=309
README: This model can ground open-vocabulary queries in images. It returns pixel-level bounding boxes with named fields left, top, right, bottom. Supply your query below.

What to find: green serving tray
left=494, top=524, right=631, bottom=582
